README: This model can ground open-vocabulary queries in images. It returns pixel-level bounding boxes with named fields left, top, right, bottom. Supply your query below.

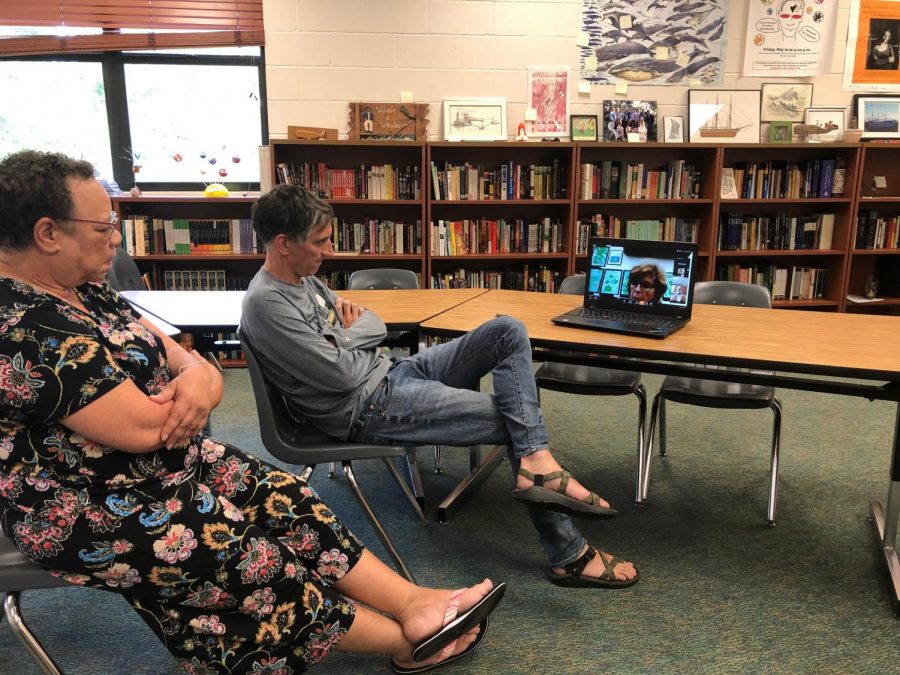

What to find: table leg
left=436, top=445, right=505, bottom=523
left=869, top=402, right=900, bottom=616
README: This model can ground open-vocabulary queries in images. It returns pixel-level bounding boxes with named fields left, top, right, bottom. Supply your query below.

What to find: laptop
left=552, top=237, right=699, bottom=339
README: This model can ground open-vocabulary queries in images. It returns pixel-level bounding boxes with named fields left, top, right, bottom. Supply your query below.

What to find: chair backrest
left=693, top=281, right=772, bottom=309
left=558, top=274, right=586, bottom=296
left=107, top=247, right=147, bottom=291
left=348, top=268, right=419, bottom=290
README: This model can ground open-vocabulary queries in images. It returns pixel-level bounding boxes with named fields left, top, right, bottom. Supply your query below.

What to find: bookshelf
left=426, top=141, right=574, bottom=292
left=845, top=144, right=900, bottom=314
left=270, top=139, right=427, bottom=289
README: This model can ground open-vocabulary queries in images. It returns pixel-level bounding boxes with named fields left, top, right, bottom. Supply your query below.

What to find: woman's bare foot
left=517, top=449, right=611, bottom=508
left=391, top=579, right=494, bottom=665
left=552, top=545, right=637, bottom=582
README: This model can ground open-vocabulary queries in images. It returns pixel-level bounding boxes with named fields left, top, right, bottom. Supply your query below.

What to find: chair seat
left=535, top=361, right=641, bottom=396
left=0, top=534, right=68, bottom=593
left=275, top=421, right=413, bottom=463
left=659, top=375, right=776, bottom=409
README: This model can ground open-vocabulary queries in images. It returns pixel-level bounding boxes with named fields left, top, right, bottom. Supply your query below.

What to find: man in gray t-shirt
left=240, top=185, right=638, bottom=589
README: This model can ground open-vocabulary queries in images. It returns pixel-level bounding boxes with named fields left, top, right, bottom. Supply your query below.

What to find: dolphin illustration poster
left=580, top=0, right=728, bottom=86
left=743, top=0, right=838, bottom=77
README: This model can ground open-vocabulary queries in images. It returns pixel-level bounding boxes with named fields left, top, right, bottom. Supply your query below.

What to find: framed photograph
left=570, top=114, right=598, bottom=141
left=803, top=107, right=846, bottom=142
left=760, top=83, right=813, bottom=122
left=688, top=89, right=761, bottom=144
left=768, top=121, right=793, bottom=143
left=348, top=102, right=429, bottom=141
left=527, top=66, right=569, bottom=138
left=442, top=98, right=508, bottom=141
left=602, top=99, right=657, bottom=143
left=857, top=95, right=900, bottom=138
left=663, top=116, right=684, bottom=143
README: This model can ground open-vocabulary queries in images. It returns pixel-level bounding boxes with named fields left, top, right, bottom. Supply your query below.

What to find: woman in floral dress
left=0, top=150, right=502, bottom=674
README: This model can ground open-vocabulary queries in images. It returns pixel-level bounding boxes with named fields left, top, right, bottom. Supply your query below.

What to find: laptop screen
left=585, top=237, right=699, bottom=315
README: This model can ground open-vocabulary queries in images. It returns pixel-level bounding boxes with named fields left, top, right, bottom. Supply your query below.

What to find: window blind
left=0, top=1, right=265, bottom=55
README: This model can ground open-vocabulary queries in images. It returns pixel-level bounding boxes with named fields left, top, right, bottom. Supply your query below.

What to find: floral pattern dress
left=0, top=278, right=364, bottom=674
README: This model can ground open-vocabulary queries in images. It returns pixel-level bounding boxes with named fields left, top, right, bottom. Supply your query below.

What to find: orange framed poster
left=844, top=0, right=900, bottom=90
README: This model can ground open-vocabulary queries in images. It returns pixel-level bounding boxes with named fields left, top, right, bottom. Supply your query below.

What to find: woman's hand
left=150, top=355, right=216, bottom=449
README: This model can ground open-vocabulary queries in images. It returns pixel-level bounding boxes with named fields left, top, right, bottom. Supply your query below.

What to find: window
left=0, top=46, right=267, bottom=190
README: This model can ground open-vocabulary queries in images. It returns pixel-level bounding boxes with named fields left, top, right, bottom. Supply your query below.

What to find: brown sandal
left=546, top=546, right=639, bottom=588
left=512, top=467, right=617, bottom=519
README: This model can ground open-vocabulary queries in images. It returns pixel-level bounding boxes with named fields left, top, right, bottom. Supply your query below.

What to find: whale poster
left=580, top=0, right=728, bottom=86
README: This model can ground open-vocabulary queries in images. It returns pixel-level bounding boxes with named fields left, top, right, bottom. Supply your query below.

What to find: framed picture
left=688, top=89, right=761, bottom=143
left=527, top=66, right=569, bottom=138
left=857, top=95, right=900, bottom=138
left=570, top=114, right=598, bottom=141
left=803, top=107, right=846, bottom=142
left=348, top=102, right=429, bottom=141
left=768, top=121, right=793, bottom=143
left=843, top=0, right=900, bottom=91
left=663, top=116, right=684, bottom=143
left=760, top=83, right=813, bottom=122
left=602, top=99, right=657, bottom=143
left=442, top=98, right=508, bottom=141
left=851, top=92, right=899, bottom=126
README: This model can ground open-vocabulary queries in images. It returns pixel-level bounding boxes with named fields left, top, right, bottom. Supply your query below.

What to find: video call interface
left=586, top=242, right=694, bottom=307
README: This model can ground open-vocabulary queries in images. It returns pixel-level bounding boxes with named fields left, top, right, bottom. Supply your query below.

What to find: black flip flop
left=410, top=581, right=506, bottom=662
left=390, top=618, right=489, bottom=673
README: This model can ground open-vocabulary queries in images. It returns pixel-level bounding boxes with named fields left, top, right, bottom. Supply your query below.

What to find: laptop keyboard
left=570, top=307, right=679, bottom=329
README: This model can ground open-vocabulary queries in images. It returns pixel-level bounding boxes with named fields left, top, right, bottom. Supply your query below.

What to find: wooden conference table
left=122, top=288, right=900, bottom=613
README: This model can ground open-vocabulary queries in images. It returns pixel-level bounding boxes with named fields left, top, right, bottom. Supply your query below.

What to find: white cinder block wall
left=262, top=0, right=854, bottom=141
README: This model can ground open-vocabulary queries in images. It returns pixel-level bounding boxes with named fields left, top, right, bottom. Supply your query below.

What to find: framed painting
left=602, top=99, right=657, bottom=143
left=527, top=66, right=569, bottom=138
left=348, top=102, right=429, bottom=141
left=768, top=121, right=793, bottom=143
left=858, top=95, right=900, bottom=138
left=804, top=107, right=846, bottom=142
left=663, top=116, right=684, bottom=143
left=570, top=114, right=598, bottom=141
left=760, top=83, right=813, bottom=122
left=688, top=89, right=761, bottom=143
left=443, top=98, right=508, bottom=141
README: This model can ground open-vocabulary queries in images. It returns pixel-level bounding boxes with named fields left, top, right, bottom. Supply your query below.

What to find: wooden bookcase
left=845, top=144, right=900, bottom=314
left=426, top=141, right=574, bottom=292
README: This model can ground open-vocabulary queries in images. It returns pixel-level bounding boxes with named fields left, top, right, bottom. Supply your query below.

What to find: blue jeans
left=354, top=316, right=587, bottom=568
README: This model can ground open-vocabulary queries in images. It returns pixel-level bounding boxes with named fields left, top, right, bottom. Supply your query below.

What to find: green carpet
left=1, top=368, right=897, bottom=674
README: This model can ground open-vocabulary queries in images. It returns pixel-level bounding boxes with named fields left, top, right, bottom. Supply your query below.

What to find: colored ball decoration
left=231, top=155, right=241, bottom=164
left=199, top=151, right=207, bottom=159
left=204, top=183, right=230, bottom=197
left=218, top=168, right=228, bottom=177
left=208, top=157, right=217, bottom=165
left=172, top=153, right=183, bottom=162
left=200, top=168, right=207, bottom=175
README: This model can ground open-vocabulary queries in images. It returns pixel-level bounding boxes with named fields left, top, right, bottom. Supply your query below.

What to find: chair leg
left=2, top=592, right=63, bottom=675
left=433, top=445, right=443, bottom=475
left=328, top=462, right=337, bottom=479
left=643, top=392, right=663, bottom=502
left=437, top=445, right=506, bottom=523
left=381, top=456, right=427, bottom=524
left=658, top=396, right=668, bottom=457
left=633, top=384, right=647, bottom=506
left=766, top=396, right=784, bottom=527
left=342, top=462, right=417, bottom=583
left=400, top=449, right=426, bottom=510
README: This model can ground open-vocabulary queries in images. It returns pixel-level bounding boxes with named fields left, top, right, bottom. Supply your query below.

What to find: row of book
left=276, top=162, right=421, bottom=200
left=430, top=265, right=561, bottom=293
left=329, top=218, right=422, bottom=254
left=575, top=215, right=700, bottom=253
left=718, top=212, right=835, bottom=251
left=579, top=160, right=702, bottom=200
left=855, top=210, right=900, bottom=249
left=430, top=218, right=565, bottom=256
left=122, top=217, right=259, bottom=256
left=429, top=160, right=566, bottom=201
left=161, top=270, right=252, bottom=291
left=722, top=158, right=845, bottom=200
left=716, top=263, right=828, bottom=300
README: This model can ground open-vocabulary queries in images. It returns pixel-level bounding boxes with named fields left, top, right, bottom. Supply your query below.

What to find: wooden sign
left=348, top=102, right=429, bottom=141
left=287, top=125, right=337, bottom=140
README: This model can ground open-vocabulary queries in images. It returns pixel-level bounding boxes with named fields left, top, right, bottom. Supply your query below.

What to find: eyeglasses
left=631, top=280, right=656, bottom=290
left=59, top=211, right=120, bottom=240
left=779, top=13, right=802, bottom=18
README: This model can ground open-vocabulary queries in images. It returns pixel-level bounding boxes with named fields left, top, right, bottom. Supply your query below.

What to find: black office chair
left=238, top=331, right=426, bottom=582
left=107, top=247, right=148, bottom=291
left=1, top=531, right=68, bottom=674
left=642, top=281, right=784, bottom=525
left=534, top=274, right=648, bottom=504
left=348, top=268, right=420, bottom=352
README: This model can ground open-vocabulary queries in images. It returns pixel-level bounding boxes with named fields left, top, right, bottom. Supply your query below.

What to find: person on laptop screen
left=627, top=263, right=667, bottom=305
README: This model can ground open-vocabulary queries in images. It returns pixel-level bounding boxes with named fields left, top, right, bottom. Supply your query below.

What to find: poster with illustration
left=527, top=66, right=569, bottom=137
left=579, top=0, right=727, bottom=86
left=743, top=0, right=838, bottom=77
left=844, top=0, right=900, bottom=90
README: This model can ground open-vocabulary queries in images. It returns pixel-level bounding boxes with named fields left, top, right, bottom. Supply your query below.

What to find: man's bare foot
left=517, top=449, right=611, bottom=508
left=392, top=579, right=494, bottom=665
left=551, top=545, right=638, bottom=583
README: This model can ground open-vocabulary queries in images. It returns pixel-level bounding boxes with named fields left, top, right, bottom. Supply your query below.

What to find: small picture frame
left=442, top=98, right=508, bottom=141
left=857, top=96, right=900, bottom=139
left=663, top=116, right=684, bottom=143
left=602, top=99, right=657, bottom=143
left=760, top=83, right=813, bottom=122
left=768, top=121, right=793, bottom=143
left=804, top=107, right=846, bottom=142
left=570, top=114, right=598, bottom=141
left=688, top=89, right=761, bottom=143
